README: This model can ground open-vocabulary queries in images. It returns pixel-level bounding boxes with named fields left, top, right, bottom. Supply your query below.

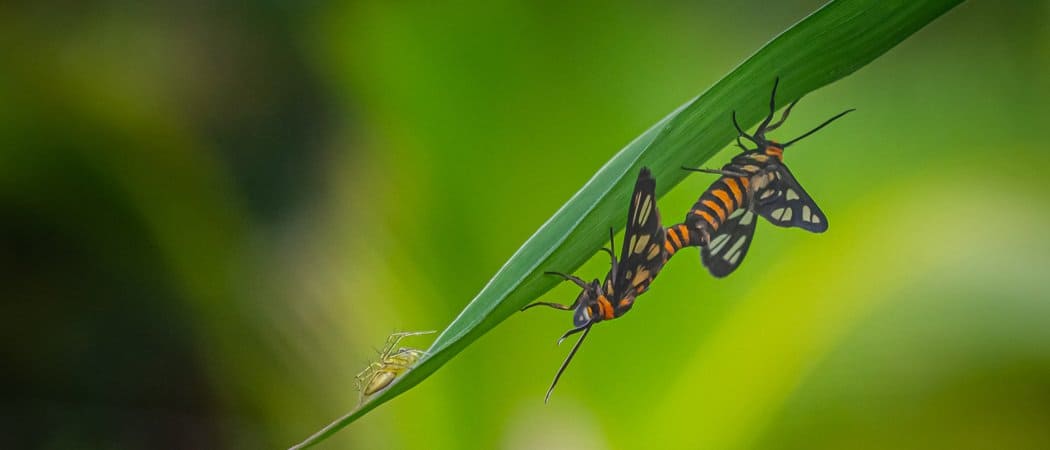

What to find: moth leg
left=765, top=97, right=801, bottom=132
left=735, top=135, right=749, bottom=151
left=521, top=301, right=575, bottom=311
left=682, top=167, right=749, bottom=178
left=543, top=271, right=589, bottom=289
left=732, top=110, right=758, bottom=144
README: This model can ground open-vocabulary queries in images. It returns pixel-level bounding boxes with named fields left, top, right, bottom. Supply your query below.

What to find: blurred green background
left=3, top=1, right=1049, bottom=449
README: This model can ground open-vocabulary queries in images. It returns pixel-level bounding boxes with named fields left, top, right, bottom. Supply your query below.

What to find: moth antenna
left=783, top=109, right=855, bottom=147
left=556, top=324, right=589, bottom=345
left=545, top=325, right=592, bottom=403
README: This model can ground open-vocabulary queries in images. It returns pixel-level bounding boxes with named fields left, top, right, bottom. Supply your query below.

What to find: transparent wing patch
left=700, top=208, right=757, bottom=278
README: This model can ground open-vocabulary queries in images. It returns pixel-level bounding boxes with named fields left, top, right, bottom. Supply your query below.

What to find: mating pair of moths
left=354, top=78, right=852, bottom=404
left=524, top=78, right=853, bottom=401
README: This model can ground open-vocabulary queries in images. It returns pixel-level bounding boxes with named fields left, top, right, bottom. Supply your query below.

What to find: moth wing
left=612, top=168, right=667, bottom=302
left=700, top=208, right=758, bottom=278
left=754, top=165, right=828, bottom=233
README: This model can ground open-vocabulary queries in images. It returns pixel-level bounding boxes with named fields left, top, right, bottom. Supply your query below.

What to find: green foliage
left=293, top=0, right=962, bottom=447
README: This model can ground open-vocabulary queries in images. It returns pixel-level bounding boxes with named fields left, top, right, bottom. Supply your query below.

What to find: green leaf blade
left=293, top=0, right=962, bottom=447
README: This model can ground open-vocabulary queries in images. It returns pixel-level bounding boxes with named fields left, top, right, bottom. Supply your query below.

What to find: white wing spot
left=647, top=244, right=661, bottom=259
left=727, top=235, right=747, bottom=257
left=786, top=189, right=800, bottom=200
left=802, top=205, right=812, bottom=221
left=631, top=267, right=650, bottom=286
left=639, top=195, right=653, bottom=225
left=781, top=208, right=793, bottom=222
left=633, top=234, right=650, bottom=254
left=772, top=208, right=786, bottom=220
left=739, top=211, right=754, bottom=226
left=631, top=193, right=641, bottom=222
left=709, top=234, right=730, bottom=253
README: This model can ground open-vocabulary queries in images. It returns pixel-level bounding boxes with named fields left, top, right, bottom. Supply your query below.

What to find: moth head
left=571, top=280, right=605, bottom=327
left=734, top=78, right=853, bottom=157
left=763, top=143, right=785, bottom=161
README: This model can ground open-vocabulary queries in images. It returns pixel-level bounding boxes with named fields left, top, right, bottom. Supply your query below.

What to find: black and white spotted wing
left=700, top=208, right=757, bottom=278
left=612, top=168, right=666, bottom=300
left=753, top=165, right=828, bottom=233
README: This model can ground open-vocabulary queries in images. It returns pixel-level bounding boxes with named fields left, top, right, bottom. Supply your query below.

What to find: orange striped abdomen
left=685, top=176, right=750, bottom=242
left=663, top=222, right=704, bottom=257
